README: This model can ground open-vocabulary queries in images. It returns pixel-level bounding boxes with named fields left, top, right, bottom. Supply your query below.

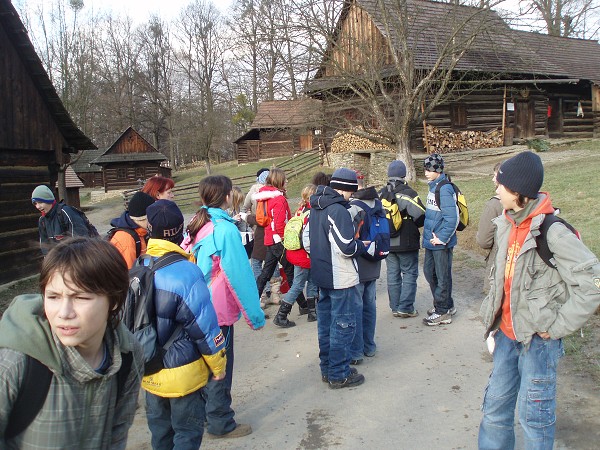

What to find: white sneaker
left=427, top=306, right=457, bottom=316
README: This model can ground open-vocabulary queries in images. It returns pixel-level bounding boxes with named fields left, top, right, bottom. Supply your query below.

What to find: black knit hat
left=496, top=151, right=544, bottom=199
left=329, top=168, right=358, bottom=192
left=128, top=192, right=155, bottom=218
left=147, top=200, right=184, bottom=244
left=424, top=153, right=444, bottom=173
left=256, top=168, right=269, bottom=178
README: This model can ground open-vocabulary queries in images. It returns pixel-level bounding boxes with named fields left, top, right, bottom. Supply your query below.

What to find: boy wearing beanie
left=142, top=199, right=227, bottom=448
left=108, top=191, right=155, bottom=268
left=422, top=154, right=459, bottom=326
left=379, top=160, right=425, bottom=318
left=31, top=185, right=90, bottom=254
left=478, top=151, right=600, bottom=449
left=308, top=167, right=367, bottom=389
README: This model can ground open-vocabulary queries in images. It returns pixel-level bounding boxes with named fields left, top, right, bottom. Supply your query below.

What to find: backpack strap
left=109, top=228, right=142, bottom=258
left=5, top=356, right=53, bottom=440
left=535, top=214, right=577, bottom=269
left=117, top=352, right=133, bottom=399
left=434, top=180, right=457, bottom=208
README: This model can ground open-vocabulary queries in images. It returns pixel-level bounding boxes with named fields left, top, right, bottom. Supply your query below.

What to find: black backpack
left=123, top=252, right=186, bottom=375
left=56, top=202, right=100, bottom=237
left=107, top=227, right=142, bottom=258
left=535, top=214, right=580, bottom=269
left=5, top=352, right=132, bottom=440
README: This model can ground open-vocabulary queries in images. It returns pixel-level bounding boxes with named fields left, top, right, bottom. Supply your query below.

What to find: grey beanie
left=496, top=151, right=544, bottom=199
left=31, top=185, right=55, bottom=203
left=329, top=168, right=358, bottom=192
left=424, top=153, right=444, bottom=173
left=387, top=160, right=407, bottom=179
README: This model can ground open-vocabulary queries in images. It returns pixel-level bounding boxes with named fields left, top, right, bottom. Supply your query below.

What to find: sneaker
left=328, top=372, right=365, bottom=389
left=205, top=423, right=252, bottom=439
left=423, top=312, right=452, bottom=326
left=427, top=306, right=457, bottom=316
left=350, top=358, right=363, bottom=365
left=322, top=367, right=357, bottom=383
left=395, top=310, right=419, bottom=318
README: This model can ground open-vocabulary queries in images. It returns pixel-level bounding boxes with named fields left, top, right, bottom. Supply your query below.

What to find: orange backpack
left=255, top=198, right=272, bottom=227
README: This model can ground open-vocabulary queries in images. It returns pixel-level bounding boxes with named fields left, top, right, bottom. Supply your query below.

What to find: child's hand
left=429, top=232, right=444, bottom=246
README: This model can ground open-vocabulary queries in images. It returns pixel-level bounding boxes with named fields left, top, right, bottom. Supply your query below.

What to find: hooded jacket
left=181, top=207, right=265, bottom=330
left=479, top=193, right=600, bottom=345
left=422, top=173, right=458, bottom=250
left=308, top=185, right=365, bottom=289
left=253, top=186, right=291, bottom=246
left=38, top=202, right=90, bottom=254
left=142, top=239, right=227, bottom=398
left=0, top=295, right=144, bottom=449
left=379, top=179, right=425, bottom=252
left=349, top=186, right=383, bottom=283
left=285, top=203, right=311, bottom=269
left=108, top=212, right=149, bottom=269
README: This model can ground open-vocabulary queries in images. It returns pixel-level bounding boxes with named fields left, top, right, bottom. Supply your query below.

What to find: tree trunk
left=396, top=122, right=416, bottom=182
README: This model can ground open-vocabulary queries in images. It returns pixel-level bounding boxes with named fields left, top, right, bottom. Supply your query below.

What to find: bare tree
left=520, top=0, right=599, bottom=37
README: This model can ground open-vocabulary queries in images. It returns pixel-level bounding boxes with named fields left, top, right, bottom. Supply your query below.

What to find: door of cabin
left=299, top=133, right=313, bottom=151
left=547, top=98, right=563, bottom=137
left=247, top=140, right=260, bottom=162
left=515, top=99, right=535, bottom=139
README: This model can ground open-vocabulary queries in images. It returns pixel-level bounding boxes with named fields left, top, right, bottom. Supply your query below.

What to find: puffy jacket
left=349, top=187, right=382, bottom=283
left=479, top=193, right=600, bottom=346
left=182, top=207, right=265, bottom=329
left=108, top=212, right=148, bottom=269
left=253, top=186, right=291, bottom=246
left=422, top=174, right=458, bottom=250
left=0, top=295, right=144, bottom=450
left=38, top=201, right=89, bottom=254
left=285, top=204, right=311, bottom=269
left=143, top=239, right=226, bottom=398
left=308, top=185, right=365, bottom=289
left=379, top=180, right=425, bottom=252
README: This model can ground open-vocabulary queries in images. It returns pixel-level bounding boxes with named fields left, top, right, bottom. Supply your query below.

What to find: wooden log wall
left=259, top=131, right=296, bottom=159
left=103, top=163, right=162, bottom=192
left=78, top=172, right=104, bottom=188
left=561, top=98, right=594, bottom=138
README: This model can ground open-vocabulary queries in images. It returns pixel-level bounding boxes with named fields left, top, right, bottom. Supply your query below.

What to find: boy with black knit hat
left=478, top=151, right=600, bottom=449
left=422, top=153, right=459, bottom=326
left=143, top=199, right=227, bottom=448
left=309, top=168, right=368, bottom=389
left=31, top=185, right=90, bottom=254
left=108, top=191, right=155, bottom=268
left=379, top=160, right=425, bottom=318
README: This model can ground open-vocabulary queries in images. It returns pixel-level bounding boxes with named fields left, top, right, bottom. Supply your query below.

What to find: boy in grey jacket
left=478, top=151, right=600, bottom=449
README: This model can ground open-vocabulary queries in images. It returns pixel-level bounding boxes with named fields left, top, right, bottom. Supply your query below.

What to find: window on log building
left=117, top=168, right=127, bottom=180
left=450, top=103, right=467, bottom=130
left=135, top=167, right=145, bottom=179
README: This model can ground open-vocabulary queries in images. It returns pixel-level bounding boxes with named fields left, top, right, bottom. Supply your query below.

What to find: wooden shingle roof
left=71, top=149, right=104, bottom=173
left=91, top=127, right=167, bottom=166
left=251, top=99, right=323, bottom=128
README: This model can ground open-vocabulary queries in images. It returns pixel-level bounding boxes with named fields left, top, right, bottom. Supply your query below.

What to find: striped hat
left=329, top=168, right=358, bottom=193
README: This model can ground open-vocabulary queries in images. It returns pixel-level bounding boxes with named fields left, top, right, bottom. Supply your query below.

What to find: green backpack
left=283, top=210, right=309, bottom=251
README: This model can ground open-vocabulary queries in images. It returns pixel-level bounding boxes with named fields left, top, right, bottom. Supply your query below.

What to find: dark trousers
left=256, top=243, right=305, bottom=305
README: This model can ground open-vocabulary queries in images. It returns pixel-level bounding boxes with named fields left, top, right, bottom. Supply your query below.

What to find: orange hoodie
left=500, top=193, right=555, bottom=340
left=110, top=228, right=148, bottom=269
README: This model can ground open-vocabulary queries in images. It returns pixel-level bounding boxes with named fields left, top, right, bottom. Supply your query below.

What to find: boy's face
left=424, top=170, right=441, bottom=182
left=44, top=271, right=110, bottom=361
left=33, top=201, right=53, bottom=215
left=496, top=183, right=520, bottom=211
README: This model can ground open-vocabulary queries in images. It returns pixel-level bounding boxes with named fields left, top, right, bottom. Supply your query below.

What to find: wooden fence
left=123, top=148, right=323, bottom=209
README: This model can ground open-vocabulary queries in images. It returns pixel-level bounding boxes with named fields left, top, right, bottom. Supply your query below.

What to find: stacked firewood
left=425, top=126, right=503, bottom=154
left=331, top=132, right=392, bottom=153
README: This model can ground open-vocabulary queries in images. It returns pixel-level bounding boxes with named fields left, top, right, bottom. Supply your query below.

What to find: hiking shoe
left=328, top=372, right=365, bottom=389
left=395, top=310, right=419, bottom=318
left=423, top=312, right=452, bottom=326
left=322, top=367, right=357, bottom=383
left=427, top=306, right=457, bottom=316
left=350, top=358, right=363, bottom=365
left=205, top=423, right=252, bottom=439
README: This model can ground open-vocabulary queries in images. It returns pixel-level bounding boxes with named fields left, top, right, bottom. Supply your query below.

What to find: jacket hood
left=352, top=186, right=379, bottom=201
left=147, top=238, right=195, bottom=262
left=505, top=192, right=554, bottom=226
left=310, top=185, right=349, bottom=211
left=0, top=294, right=63, bottom=371
left=252, top=186, right=284, bottom=201
left=110, top=211, right=139, bottom=229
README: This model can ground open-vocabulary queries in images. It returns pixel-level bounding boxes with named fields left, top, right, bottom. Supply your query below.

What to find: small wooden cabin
left=71, top=148, right=104, bottom=188
left=235, top=99, right=325, bottom=163
left=0, top=0, right=96, bottom=284
left=92, top=127, right=169, bottom=192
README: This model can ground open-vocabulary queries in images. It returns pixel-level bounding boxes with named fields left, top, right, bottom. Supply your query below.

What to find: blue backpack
left=352, top=199, right=390, bottom=262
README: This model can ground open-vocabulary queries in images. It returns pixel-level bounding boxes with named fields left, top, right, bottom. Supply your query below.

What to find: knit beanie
left=257, top=169, right=270, bottom=185
left=31, top=185, right=55, bottom=204
left=424, top=153, right=444, bottom=173
left=147, top=200, right=184, bottom=244
left=496, top=151, right=544, bottom=199
left=128, top=192, right=155, bottom=218
left=387, top=160, right=407, bottom=179
left=329, top=168, right=358, bottom=192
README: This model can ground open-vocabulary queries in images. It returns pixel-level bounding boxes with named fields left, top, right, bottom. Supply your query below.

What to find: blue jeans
left=350, top=280, right=377, bottom=359
left=317, top=286, right=360, bottom=382
left=203, top=325, right=236, bottom=435
left=478, top=330, right=564, bottom=450
left=386, top=251, right=419, bottom=313
left=146, top=388, right=206, bottom=450
left=284, top=266, right=318, bottom=305
left=423, top=248, right=454, bottom=313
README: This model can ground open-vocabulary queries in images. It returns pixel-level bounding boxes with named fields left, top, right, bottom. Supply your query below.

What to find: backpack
left=380, top=187, right=403, bottom=238
left=123, top=252, right=186, bottom=375
left=107, top=227, right=142, bottom=258
left=352, top=199, right=390, bottom=262
left=434, top=180, right=469, bottom=231
left=56, top=202, right=100, bottom=237
left=283, top=210, right=309, bottom=251
left=5, top=352, right=132, bottom=440
left=535, top=213, right=581, bottom=269
left=255, top=198, right=272, bottom=227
